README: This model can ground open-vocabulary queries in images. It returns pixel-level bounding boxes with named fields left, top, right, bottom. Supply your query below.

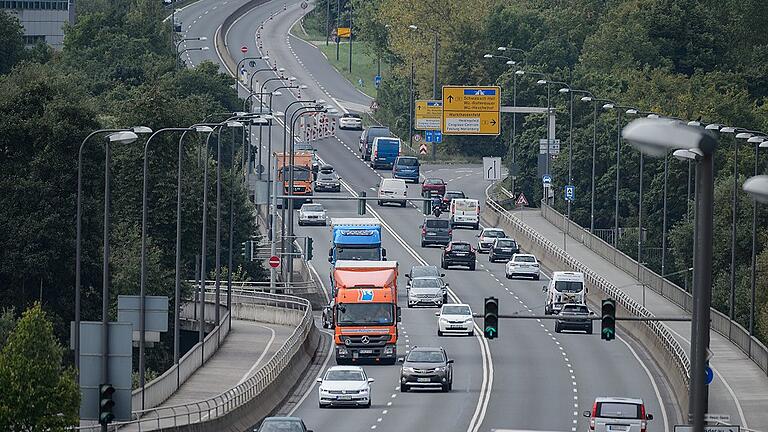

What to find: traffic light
left=358, top=191, right=366, bottom=215
left=483, top=297, right=499, bottom=339
left=99, top=383, right=115, bottom=425
left=305, top=237, right=313, bottom=261
left=601, top=298, right=616, bottom=341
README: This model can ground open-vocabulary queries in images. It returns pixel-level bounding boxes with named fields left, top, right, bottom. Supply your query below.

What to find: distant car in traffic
left=476, top=227, right=507, bottom=253
left=488, top=238, right=520, bottom=262
left=421, top=178, right=447, bottom=196
left=407, top=277, right=445, bottom=308
left=406, top=265, right=445, bottom=280
left=505, top=253, right=541, bottom=280
left=440, top=190, right=466, bottom=210
left=338, top=112, right=363, bottom=130
left=441, top=241, right=476, bottom=271
left=298, top=203, right=327, bottom=226
left=377, top=178, right=407, bottom=207
left=436, top=304, right=474, bottom=336
left=256, top=417, right=313, bottom=432
left=554, top=303, right=593, bottom=334
left=314, top=170, right=341, bottom=192
left=359, top=126, right=391, bottom=160
left=399, top=346, right=453, bottom=392
left=583, top=397, right=653, bottom=432
left=392, top=156, right=421, bottom=183
left=420, top=216, right=452, bottom=247
left=317, top=365, right=374, bottom=408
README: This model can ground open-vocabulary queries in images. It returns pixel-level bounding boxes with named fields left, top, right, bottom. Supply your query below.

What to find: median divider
left=483, top=196, right=690, bottom=418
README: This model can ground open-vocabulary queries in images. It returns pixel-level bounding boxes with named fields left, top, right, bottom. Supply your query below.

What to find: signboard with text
left=415, top=100, right=443, bottom=130
left=441, top=86, right=500, bottom=135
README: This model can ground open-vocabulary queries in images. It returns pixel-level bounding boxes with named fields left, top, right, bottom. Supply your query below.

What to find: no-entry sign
left=240, top=46, right=248, bottom=54
left=269, top=255, right=280, bottom=268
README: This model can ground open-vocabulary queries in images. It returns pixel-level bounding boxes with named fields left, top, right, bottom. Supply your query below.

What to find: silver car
left=505, top=253, right=540, bottom=279
left=583, top=397, right=653, bottom=432
left=407, top=277, right=445, bottom=307
left=298, top=203, right=327, bottom=226
left=476, top=228, right=507, bottom=253
left=315, top=171, right=341, bottom=192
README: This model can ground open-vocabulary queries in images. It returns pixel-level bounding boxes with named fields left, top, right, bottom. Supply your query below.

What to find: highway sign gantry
left=441, top=86, right=501, bottom=135
left=415, top=100, right=443, bottom=130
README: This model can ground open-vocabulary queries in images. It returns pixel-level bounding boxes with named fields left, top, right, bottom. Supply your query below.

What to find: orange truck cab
left=332, top=260, right=400, bottom=364
left=274, top=152, right=313, bottom=206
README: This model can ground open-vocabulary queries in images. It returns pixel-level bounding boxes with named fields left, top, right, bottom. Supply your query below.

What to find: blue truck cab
left=392, top=156, right=420, bottom=183
left=328, top=218, right=386, bottom=267
left=370, top=137, right=401, bottom=169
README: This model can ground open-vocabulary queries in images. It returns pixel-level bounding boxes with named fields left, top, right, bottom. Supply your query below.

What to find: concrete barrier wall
left=540, top=201, right=768, bottom=376
left=483, top=203, right=690, bottom=418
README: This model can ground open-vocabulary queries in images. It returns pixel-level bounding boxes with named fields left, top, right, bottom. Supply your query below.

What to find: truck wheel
left=554, top=322, right=561, bottom=333
left=533, top=274, right=540, bottom=280
left=587, top=324, right=593, bottom=335
left=469, top=262, right=476, bottom=271
left=473, top=223, right=480, bottom=230
left=437, top=329, right=443, bottom=336
left=401, top=384, right=409, bottom=392
left=378, top=200, right=383, bottom=206
left=442, top=383, right=450, bottom=392
left=400, top=201, right=407, bottom=207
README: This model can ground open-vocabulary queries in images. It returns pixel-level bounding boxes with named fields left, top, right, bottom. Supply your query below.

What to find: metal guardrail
left=483, top=194, right=692, bottom=405
left=193, top=279, right=316, bottom=294
left=536, top=197, right=768, bottom=377
left=76, top=291, right=313, bottom=431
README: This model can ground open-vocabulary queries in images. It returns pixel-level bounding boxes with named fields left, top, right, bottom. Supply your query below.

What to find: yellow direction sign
left=441, top=86, right=501, bottom=135
left=337, top=27, right=351, bottom=38
left=415, top=100, right=442, bottom=130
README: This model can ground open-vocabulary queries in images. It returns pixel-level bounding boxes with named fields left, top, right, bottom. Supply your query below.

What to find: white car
left=583, top=397, right=653, bottom=432
left=476, top=227, right=507, bottom=253
left=436, top=304, right=474, bottom=336
left=317, top=365, right=374, bottom=408
left=338, top=113, right=363, bottom=130
left=298, top=203, right=327, bottom=226
left=505, top=253, right=540, bottom=280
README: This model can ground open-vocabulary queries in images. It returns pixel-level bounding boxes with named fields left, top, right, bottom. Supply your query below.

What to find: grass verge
left=318, top=41, right=386, bottom=99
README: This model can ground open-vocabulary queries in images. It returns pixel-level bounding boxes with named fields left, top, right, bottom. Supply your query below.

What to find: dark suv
left=399, top=346, right=453, bottom=392
left=441, top=241, right=476, bottom=270
left=555, top=303, right=594, bottom=334
left=441, top=190, right=466, bottom=210
left=488, top=238, right=520, bottom=262
left=420, top=217, right=452, bottom=247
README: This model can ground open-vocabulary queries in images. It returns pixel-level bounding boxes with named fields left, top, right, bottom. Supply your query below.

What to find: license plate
left=338, top=395, right=351, bottom=400
left=427, top=232, right=436, bottom=236
left=502, top=248, right=512, bottom=252
left=455, top=253, right=467, bottom=256
left=359, top=349, right=373, bottom=354
left=449, top=326, right=464, bottom=329
left=417, top=378, right=431, bottom=382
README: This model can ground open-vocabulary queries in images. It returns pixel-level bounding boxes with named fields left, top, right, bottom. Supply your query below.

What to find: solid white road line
left=236, top=322, right=277, bottom=385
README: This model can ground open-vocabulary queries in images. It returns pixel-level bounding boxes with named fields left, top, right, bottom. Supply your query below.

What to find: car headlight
left=435, top=366, right=446, bottom=372
left=439, top=317, right=448, bottom=322
left=402, top=367, right=415, bottom=373
left=383, top=346, right=394, bottom=354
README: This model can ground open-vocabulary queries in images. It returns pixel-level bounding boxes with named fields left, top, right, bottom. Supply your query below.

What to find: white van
left=378, top=178, right=407, bottom=207
left=544, top=271, right=586, bottom=315
left=450, top=198, right=480, bottom=230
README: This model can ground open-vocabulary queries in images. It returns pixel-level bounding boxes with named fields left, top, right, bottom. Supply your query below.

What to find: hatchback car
left=436, top=304, right=474, bottom=336
left=317, top=365, right=374, bottom=408
left=399, top=346, right=453, bottom=392
left=421, top=178, right=447, bottom=196
left=298, top=203, right=327, bottom=226
left=339, top=112, right=363, bottom=130
left=477, top=228, right=507, bottom=253
left=420, top=217, right=452, bottom=247
left=441, top=190, right=466, bottom=210
left=407, top=277, right=446, bottom=307
left=488, top=238, right=520, bottom=262
left=505, top=253, right=541, bottom=279
left=441, top=241, right=476, bottom=270
left=315, top=171, right=341, bottom=192
left=583, top=397, right=653, bottom=432
left=555, top=303, right=593, bottom=334
left=256, top=417, right=313, bottom=432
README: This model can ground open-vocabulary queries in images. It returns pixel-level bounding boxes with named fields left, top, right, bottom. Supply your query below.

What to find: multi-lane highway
left=175, top=1, right=678, bottom=431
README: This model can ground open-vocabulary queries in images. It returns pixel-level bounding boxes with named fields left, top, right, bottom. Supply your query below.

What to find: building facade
left=0, top=0, right=73, bottom=48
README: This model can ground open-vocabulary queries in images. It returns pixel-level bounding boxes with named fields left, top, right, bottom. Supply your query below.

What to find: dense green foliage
left=0, top=304, right=79, bottom=430
left=306, top=0, right=768, bottom=340
left=0, top=0, right=264, bottom=379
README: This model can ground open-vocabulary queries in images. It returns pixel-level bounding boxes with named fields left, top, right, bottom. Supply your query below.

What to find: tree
left=0, top=11, right=24, bottom=75
left=0, top=303, right=79, bottom=430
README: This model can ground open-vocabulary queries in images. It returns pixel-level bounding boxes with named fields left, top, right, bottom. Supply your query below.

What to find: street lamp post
left=719, top=126, right=745, bottom=321
left=177, top=46, right=209, bottom=65
left=175, top=37, right=208, bottom=67
left=624, top=118, right=717, bottom=432
left=603, top=103, right=636, bottom=246
left=257, top=75, right=288, bottom=180
left=517, top=70, right=550, bottom=200
left=408, top=25, right=418, bottom=152
left=576, top=93, right=606, bottom=234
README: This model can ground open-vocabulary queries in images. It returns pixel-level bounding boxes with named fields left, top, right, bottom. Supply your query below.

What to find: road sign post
left=515, top=193, right=529, bottom=208
left=442, top=86, right=501, bottom=135
left=268, top=255, right=280, bottom=268
left=483, top=157, right=502, bottom=181
left=565, top=185, right=576, bottom=202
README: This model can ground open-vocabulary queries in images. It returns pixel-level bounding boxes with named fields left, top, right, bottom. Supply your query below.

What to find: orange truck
left=331, top=260, right=400, bottom=364
left=274, top=152, right=313, bottom=205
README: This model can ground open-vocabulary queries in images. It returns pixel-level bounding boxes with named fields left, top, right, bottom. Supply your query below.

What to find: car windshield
left=317, top=173, right=338, bottom=181
left=411, top=278, right=442, bottom=288
left=397, top=158, right=418, bottom=166
left=442, top=305, right=471, bottom=315
left=343, top=113, right=361, bottom=118
left=554, top=281, right=584, bottom=293
left=336, top=303, right=394, bottom=326
left=445, top=192, right=464, bottom=199
left=410, top=266, right=440, bottom=278
left=259, top=420, right=304, bottom=432
left=425, top=219, right=450, bottom=228
left=451, top=243, right=470, bottom=251
left=336, top=245, right=380, bottom=261
left=514, top=255, right=536, bottom=263
left=407, top=350, right=445, bottom=363
left=483, top=230, right=505, bottom=238
left=325, top=370, right=364, bottom=381
left=279, top=167, right=311, bottom=181
left=496, top=239, right=516, bottom=248
left=597, top=402, right=642, bottom=419
left=426, top=178, right=444, bottom=184
left=455, top=200, right=477, bottom=211
left=301, top=204, right=324, bottom=212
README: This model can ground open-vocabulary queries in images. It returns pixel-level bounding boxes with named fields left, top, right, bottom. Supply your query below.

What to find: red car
left=421, top=178, right=447, bottom=196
